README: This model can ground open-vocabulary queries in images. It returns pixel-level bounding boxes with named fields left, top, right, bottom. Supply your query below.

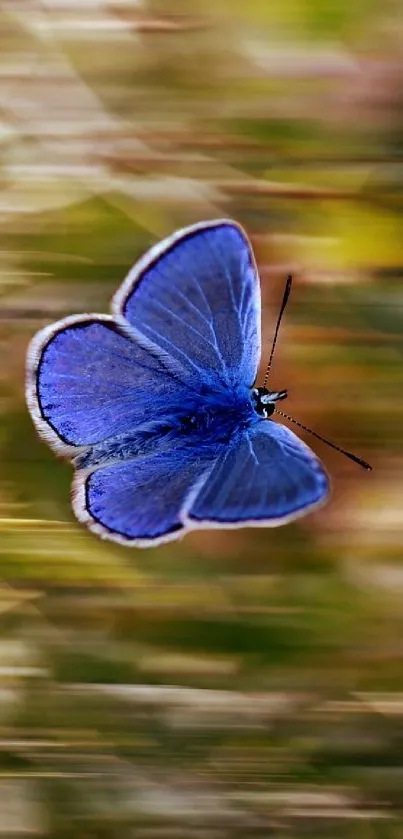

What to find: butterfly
left=26, top=220, right=371, bottom=547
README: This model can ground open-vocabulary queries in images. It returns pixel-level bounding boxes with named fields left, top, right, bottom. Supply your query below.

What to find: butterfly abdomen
left=74, top=422, right=180, bottom=470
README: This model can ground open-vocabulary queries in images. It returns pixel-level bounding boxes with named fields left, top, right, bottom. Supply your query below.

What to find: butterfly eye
left=260, top=403, right=275, bottom=418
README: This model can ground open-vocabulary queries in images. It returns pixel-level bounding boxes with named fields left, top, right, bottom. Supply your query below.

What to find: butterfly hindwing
left=187, top=420, right=329, bottom=527
left=76, top=418, right=329, bottom=546
left=73, top=445, right=218, bottom=546
left=113, top=220, right=261, bottom=390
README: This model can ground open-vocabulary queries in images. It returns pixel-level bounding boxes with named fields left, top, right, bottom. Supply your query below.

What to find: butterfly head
left=252, top=387, right=288, bottom=419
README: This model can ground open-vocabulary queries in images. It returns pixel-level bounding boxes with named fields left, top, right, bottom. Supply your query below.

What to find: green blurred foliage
left=0, top=0, right=403, bottom=836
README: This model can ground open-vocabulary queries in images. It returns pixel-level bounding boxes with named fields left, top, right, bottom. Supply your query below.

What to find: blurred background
left=1, top=0, right=403, bottom=835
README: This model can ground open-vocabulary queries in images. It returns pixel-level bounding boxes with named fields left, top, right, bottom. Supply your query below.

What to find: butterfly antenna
left=276, top=409, right=372, bottom=471
left=263, top=275, right=293, bottom=389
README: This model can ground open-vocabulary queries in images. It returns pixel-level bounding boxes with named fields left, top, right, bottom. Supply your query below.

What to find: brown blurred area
left=0, top=0, right=403, bottom=836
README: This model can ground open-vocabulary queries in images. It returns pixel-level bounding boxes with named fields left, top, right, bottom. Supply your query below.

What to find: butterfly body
left=26, top=219, right=331, bottom=547
left=76, top=381, right=260, bottom=473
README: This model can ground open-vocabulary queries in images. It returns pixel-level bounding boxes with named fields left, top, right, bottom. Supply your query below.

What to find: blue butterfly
left=26, top=220, right=370, bottom=547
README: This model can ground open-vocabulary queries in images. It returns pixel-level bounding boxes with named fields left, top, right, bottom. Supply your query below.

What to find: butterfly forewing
left=27, top=316, right=195, bottom=453
left=113, top=220, right=261, bottom=391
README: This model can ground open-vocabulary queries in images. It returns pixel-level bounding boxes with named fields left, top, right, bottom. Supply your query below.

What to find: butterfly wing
left=73, top=444, right=218, bottom=547
left=186, top=420, right=330, bottom=527
left=26, top=314, right=197, bottom=455
left=113, top=220, right=261, bottom=390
